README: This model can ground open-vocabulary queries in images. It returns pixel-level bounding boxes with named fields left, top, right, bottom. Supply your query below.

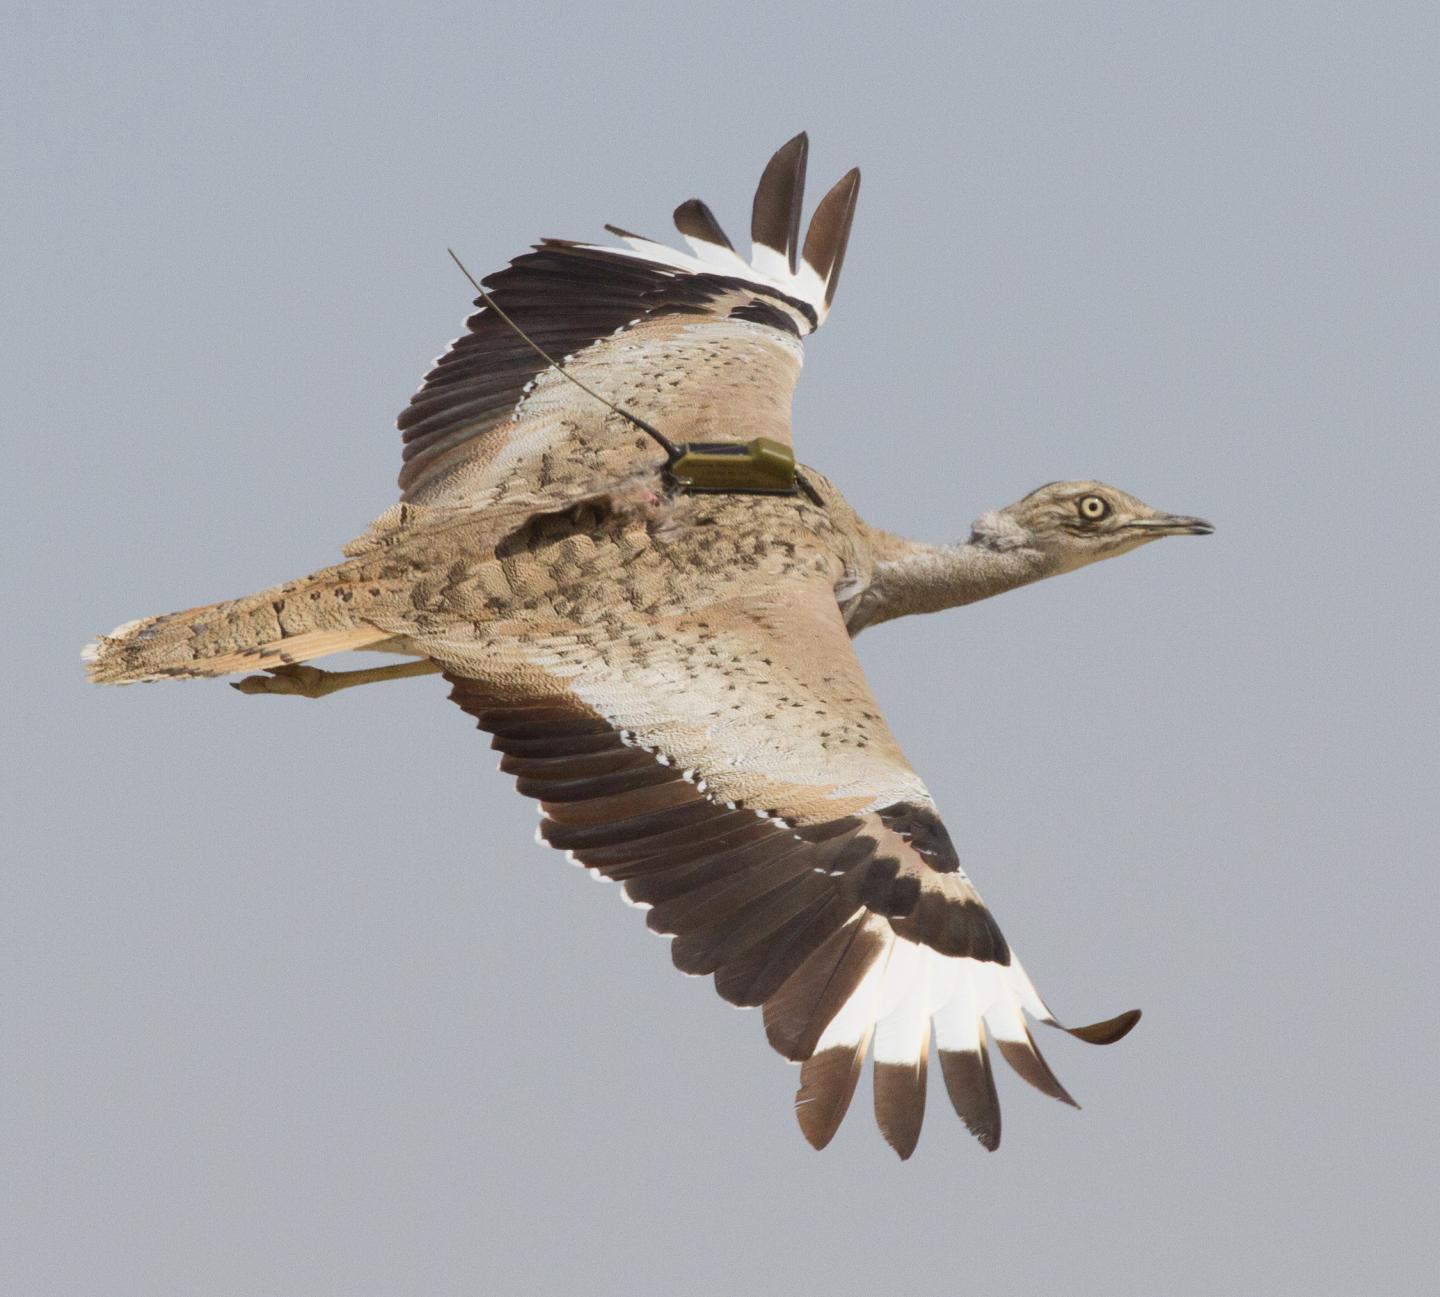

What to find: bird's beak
left=1127, top=513, right=1214, bottom=537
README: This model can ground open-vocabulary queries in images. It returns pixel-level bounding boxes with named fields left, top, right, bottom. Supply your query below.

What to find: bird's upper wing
left=432, top=570, right=1137, bottom=1158
left=397, top=134, right=859, bottom=506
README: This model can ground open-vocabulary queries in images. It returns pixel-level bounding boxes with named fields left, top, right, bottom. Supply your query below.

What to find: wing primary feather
left=937, top=1035, right=1002, bottom=1152
left=874, top=1043, right=930, bottom=1160
left=751, top=132, right=809, bottom=274
left=673, top=198, right=735, bottom=251
left=933, top=976, right=1003, bottom=1149
left=791, top=925, right=890, bottom=1148
left=993, top=1024, right=1078, bottom=1107
left=801, top=167, right=861, bottom=309
left=871, top=939, right=931, bottom=1158
left=1053, top=1008, right=1142, bottom=1045
left=795, top=1030, right=873, bottom=1151
left=762, top=916, right=888, bottom=1060
left=601, top=223, right=650, bottom=242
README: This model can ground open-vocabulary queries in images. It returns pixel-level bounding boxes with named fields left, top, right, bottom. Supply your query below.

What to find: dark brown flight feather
left=938, top=1037, right=1003, bottom=1151
left=762, top=916, right=887, bottom=1060
left=795, top=1036, right=873, bottom=1151
left=994, top=1024, right=1079, bottom=1107
left=751, top=132, right=809, bottom=273
left=1055, top=1008, right=1142, bottom=1045
left=875, top=1052, right=930, bottom=1161
left=801, top=167, right=861, bottom=309
left=673, top=197, right=735, bottom=252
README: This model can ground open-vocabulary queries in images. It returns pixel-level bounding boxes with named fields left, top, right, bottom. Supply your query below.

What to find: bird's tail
left=83, top=564, right=395, bottom=685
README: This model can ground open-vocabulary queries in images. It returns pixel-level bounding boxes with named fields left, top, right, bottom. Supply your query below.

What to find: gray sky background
left=5, top=3, right=1438, bottom=1294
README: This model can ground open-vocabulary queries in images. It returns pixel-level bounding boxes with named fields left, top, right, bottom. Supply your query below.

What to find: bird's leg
left=231, top=659, right=442, bottom=699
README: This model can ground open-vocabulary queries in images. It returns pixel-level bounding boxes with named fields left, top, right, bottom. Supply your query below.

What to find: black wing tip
left=1059, top=1007, right=1143, bottom=1046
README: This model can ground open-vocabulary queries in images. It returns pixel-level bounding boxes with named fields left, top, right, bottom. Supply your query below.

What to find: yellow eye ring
left=1078, top=495, right=1110, bottom=521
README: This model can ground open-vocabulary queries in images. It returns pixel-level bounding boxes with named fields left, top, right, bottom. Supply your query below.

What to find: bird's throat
left=846, top=540, right=1054, bottom=631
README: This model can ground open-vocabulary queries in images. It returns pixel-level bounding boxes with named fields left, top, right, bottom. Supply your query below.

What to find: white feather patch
left=577, top=236, right=825, bottom=322
left=823, top=932, right=1063, bottom=1073
left=813, top=943, right=889, bottom=1052
left=749, top=243, right=792, bottom=283
left=681, top=234, right=752, bottom=275
left=873, top=944, right=932, bottom=1065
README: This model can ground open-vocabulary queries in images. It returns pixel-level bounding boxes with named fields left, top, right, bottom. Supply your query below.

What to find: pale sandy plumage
left=85, top=135, right=1208, bottom=1158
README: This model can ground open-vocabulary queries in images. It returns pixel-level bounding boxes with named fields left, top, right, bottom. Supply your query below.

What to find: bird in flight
left=86, top=134, right=1211, bottom=1158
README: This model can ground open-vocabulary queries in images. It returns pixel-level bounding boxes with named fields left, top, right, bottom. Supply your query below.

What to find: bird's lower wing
left=433, top=577, right=1136, bottom=1157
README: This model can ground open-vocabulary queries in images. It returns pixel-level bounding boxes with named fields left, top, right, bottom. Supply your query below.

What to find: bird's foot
left=231, top=663, right=334, bottom=698
left=231, top=658, right=442, bottom=699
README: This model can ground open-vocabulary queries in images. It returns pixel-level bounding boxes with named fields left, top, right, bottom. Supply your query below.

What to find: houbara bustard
left=86, top=134, right=1210, bottom=1158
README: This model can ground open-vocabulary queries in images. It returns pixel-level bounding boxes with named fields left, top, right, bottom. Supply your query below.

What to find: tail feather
left=83, top=570, right=393, bottom=685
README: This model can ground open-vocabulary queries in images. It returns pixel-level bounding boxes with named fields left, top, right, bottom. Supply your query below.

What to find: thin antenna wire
left=446, top=249, right=680, bottom=462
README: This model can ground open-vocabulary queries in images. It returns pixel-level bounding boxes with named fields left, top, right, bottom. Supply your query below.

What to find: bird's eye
left=1077, top=495, right=1110, bottom=521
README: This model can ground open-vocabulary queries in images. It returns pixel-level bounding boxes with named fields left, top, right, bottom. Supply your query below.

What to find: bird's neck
left=846, top=529, right=1055, bottom=631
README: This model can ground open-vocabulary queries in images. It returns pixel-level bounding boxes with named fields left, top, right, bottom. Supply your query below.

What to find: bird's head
left=972, top=481, right=1213, bottom=573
